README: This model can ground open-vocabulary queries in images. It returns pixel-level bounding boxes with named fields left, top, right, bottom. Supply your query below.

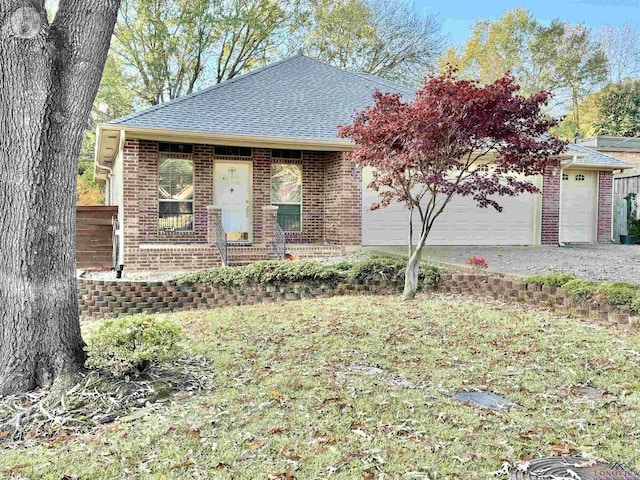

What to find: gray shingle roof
left=565, top=142, right=633, bottom=169
left=109, top=54, right=414, bottom=142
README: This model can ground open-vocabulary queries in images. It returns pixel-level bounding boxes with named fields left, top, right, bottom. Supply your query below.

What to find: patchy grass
left=3, top=295, right=640, bottom=479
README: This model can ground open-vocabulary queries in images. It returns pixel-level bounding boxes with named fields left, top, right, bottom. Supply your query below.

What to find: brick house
left=94, top=55, right=632, bottom=273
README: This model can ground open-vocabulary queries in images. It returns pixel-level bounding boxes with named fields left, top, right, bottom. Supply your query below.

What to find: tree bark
left=0, top=0, right=120, bottom=395
left=403, top=230, right=428, bottom=300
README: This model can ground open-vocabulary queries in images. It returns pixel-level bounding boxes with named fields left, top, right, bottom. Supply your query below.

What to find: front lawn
left=2, top=295, right=640, bottom=479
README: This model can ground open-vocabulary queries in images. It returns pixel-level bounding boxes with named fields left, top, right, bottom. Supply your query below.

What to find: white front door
left=561, top=170, right=596, bottom=243
left=214, top=160, right=253, bottom=242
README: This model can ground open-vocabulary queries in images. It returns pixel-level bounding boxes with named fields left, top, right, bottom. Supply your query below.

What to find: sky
left=416, top=0, right=640, bottom=46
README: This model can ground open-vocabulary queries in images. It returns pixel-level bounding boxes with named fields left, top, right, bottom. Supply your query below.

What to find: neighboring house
left=94, top=55, right=632, bottom=273
left=578, top=136, right=640, bottom=170
left=578, top=135, right=640, bottom=207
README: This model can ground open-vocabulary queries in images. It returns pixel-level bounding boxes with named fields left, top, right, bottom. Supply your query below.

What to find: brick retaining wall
left=79, top=273, right=640, bottom=328
left=438, top=273, right=640, bottom=327
left=78, top=277, right=397, bottom=320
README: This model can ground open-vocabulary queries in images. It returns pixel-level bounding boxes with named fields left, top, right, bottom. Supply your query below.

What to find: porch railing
left=272, top=218, right=286, bottom=260
left=215, top=214, right=228, bottom=267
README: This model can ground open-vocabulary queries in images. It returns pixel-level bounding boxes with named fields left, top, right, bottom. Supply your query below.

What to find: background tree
left=598, top=22, right=640, bottom=83
left=114, top=0, right=216, bottom=106
left=0, top=0, right=121, bottom=394
left=440, top=8, right=543, bottom=95
left=553, top=89, right=605, bottom=140
left=532, top=21, right=607, bottom=136
left=114, top=0, right=293, bottom=107
left=596, top=79, right=640, bottom=137
left=299, top=0, right=444, bottom=84
left=77, top=54, right=135, bottom=205
left=339, top=72, right=566, bottom=299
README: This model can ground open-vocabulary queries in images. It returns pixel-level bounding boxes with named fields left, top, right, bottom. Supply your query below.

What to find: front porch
left=119, top=140, right=361, bottom=272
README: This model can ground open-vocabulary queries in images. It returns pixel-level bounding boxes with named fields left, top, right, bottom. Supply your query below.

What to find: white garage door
left=560, top=170, right=596, bottom=243
left=361, top=167, right=537, bottom=246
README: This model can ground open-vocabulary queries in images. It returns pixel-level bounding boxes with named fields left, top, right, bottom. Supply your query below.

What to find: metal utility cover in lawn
left=454, top=391, right=517, bottom=410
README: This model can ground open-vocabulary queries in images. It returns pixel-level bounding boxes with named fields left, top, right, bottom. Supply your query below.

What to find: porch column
left=206, top=205, right=222, bottom=244
left=262, top=205, right=279, bottom=247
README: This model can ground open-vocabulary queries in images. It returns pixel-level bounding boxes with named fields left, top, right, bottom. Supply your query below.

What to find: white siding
left=361, top=167, right=537, bottom=246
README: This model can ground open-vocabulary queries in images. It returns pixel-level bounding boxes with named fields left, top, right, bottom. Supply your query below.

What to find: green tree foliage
left=596, top=79, right=640, bottom=137
left=440, top=8, right=542, bottom=95
left=114, top=0, right=216, bottom=105
left=77, top=54, right=135, bottom=204
left=299, top=0, right=444, bottom=84
left=553, top=89, right=604, bottom=140
left=113, top=0, right=292, bottom=106
left=532, top=21, right=607, bottom=133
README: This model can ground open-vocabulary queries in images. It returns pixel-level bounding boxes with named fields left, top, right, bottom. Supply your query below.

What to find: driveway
left=365, top=244, right=640, bottom=283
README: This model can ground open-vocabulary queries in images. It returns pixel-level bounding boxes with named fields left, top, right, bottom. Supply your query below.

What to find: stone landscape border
left=78, top=273, right=640, bottom=327
left=438, top=273, right=640, bottom=327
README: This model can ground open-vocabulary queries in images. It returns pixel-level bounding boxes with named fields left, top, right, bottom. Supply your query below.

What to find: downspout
left=558, top=154, right=578, bottom=247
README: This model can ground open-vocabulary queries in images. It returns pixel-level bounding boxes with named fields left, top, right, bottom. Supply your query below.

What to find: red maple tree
left=339, top=70, right=567, bottom=299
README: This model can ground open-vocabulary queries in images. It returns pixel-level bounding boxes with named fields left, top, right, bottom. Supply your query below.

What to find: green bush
left=524, top=273, right=576, bottom=287
left=563, top=279, right=599, bottom=303
left=179, top=260, right=347, bottom=288
left=347, top=256, right=408, bottom=285
left=596, top=282, right=640, bottom=306
left=628, top=219, right=640, bottom=241
left=85, top=314, right=183, bottom=377
left=347, top=256, right=442, bottom=290
left=630, top=297, right=640, bottom=315
left=422, top=265, right=442, bottom=290
left=179, top=257, right=443, bottom=291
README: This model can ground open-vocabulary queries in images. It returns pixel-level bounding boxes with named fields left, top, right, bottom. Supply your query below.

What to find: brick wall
left=122, top=140, right=215, bottom=271
left=251, top=148, right=271, bottom=244
left=79, top=272, right=640, bottom=328
left=324, top=152, right=362, bottom=245
left=121, top=141, right=362, bottom=271
left=541, top=160, right=560, bottom=245
left=79, top=276, right=395, bottom=320
left=597, top=170, right=613, bottom=243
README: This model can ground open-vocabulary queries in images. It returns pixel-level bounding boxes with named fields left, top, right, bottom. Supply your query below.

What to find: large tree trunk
left=0, top=0, right=120, bottom=395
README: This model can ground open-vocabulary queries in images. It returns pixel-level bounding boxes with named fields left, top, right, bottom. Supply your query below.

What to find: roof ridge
left=292, top=54, right=415, bottom=96
left=351, top=71, right=415, bottom=96
left=110, top=54, right=307, bottom=125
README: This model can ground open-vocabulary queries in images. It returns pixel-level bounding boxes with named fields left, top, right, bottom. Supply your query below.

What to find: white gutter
left=558, top=154, right=578, bottom=246
left=94, top=164, right=113, bottom=203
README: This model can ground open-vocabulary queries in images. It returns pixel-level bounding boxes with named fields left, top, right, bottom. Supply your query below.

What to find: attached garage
left=560, top=169, right=597, bottom=243
left=361, top=143, right=633, bottom=247
left=361, top=167, right=538, bottom=246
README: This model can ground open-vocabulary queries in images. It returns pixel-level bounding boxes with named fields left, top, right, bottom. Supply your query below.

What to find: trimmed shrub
left=630, top=297, right=640, bottom=315
left=347, top=256, right=442, bottom=290
left=347, top=256, right=408, bottom=285
left=422, top=265, right=442, bottom=290
left=524, top=273, right=576, bottom=287
left=596, top=282, right=640, bottom=306
left=179, top=260, right=346, bottom=288
left=563, top=279, right=599, bottom=303
left=85, top=314, right=183, bottom=377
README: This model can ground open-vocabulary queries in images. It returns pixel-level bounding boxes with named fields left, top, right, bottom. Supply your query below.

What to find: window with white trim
left=158, top=157, right=194, bottom=231
left=271, top=163, right=302, bottom=232
left=575, top=174, right=585, bottom=182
